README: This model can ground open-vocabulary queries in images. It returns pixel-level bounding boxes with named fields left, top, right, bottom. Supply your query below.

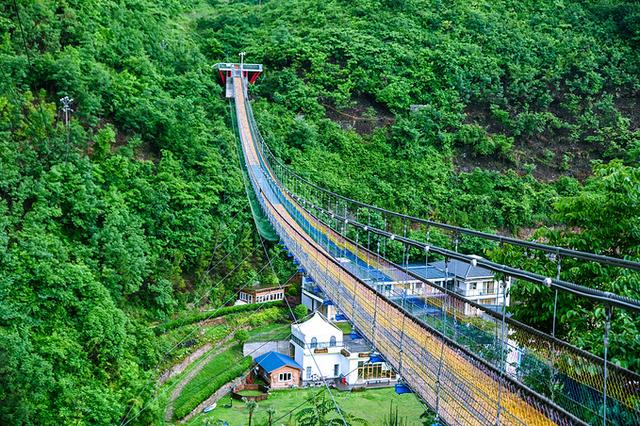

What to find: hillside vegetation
left=1, top=0, right=639, bottom=424
left=197, top=0, right=640, bottom=369
left=0, top=1, right=294, bottom=424
left=199, top=0, right=640, bottom=231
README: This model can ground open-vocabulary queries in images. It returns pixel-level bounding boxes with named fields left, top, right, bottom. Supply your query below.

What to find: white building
left=429, top=257, right=510, bottom=316
left=365, top=257, right=509, bottom=317
left=291, top=312, right=396, bottom=387
left=236, top=283, right=285, bottom=305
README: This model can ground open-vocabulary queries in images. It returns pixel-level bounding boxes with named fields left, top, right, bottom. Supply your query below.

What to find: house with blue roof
left=254, top=351, right=302, bottom=389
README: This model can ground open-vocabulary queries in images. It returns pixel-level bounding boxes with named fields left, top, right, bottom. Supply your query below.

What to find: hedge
left=155, top=301, right=284, bottom=334
left=173, top=352, right=253, bottom=419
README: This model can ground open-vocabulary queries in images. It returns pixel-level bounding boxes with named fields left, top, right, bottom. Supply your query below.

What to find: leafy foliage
left=2, top=0, right=640, bottom=424
left=154, top=301, right=284, bottom=334
left=0, top=1, right=295, bottom=424
left=495, top=161, right=640, bottom=370
left=197, top=0, right=640, bottom=370
left=198, top=0, right=640, bottom=231
left=295, top=391, right=365, bottom=426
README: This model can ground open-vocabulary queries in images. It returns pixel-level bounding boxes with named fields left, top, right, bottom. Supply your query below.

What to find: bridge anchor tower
left=214, top=62, right=263, bottom=98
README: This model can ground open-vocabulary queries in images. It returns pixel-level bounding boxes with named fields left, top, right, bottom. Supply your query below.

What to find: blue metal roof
left=254, top=351, right=301, bottom=373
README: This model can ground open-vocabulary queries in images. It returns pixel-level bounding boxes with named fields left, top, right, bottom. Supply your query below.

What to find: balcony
left=292, top=334, right=372, bottom=355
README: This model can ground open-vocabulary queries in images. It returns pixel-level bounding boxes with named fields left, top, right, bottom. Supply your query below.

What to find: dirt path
left=158, top=318, right=228, bottom=385
left=163, top=334, right=235, bottom=422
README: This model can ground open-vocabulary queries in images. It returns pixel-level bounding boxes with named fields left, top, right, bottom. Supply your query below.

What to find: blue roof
left=254, top=351, right=301, bottom=373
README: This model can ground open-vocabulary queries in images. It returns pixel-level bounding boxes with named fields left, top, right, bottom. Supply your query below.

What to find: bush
left=235, top=329, right=249, bottom=344
left=293, top=304, right=308, bottom=321
left=239, top=307, right=286, bottom=327
left=286, top=285, right=299, bottom=297
left=155, top=301, right=284, bottom=334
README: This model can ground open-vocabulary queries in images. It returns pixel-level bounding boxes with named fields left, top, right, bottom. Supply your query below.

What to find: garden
left=185, top=387, right=429, bottom=426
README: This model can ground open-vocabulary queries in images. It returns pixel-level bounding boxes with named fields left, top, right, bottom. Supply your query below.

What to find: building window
left=357, top=362, right=395, bottom=380
left=278, top=372, right=292, bottom=381
left=471, top=283, right=477, bottom=290
left=334, top=364, right=339, bottom=377
left=329, top=336, right=336, bottom=347
left=310, top=337, right=318, bottom=349
left=306, top=366, right=312, bottom=379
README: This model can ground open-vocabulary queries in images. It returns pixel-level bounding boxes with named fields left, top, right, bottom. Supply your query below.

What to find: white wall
left=303, top=353, right=343, bottom=380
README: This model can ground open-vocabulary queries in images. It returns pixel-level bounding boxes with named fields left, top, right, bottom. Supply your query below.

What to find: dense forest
left=1, top=0, right=639, bottom=424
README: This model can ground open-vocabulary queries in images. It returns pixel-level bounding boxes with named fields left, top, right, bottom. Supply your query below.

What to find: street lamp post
left=239, top=51, right=246, bottom=76
left=59, top=96, right=73, bottom=150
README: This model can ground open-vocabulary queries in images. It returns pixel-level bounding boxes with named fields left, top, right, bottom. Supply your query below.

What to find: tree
left=295, top=391, right=365, bottom=426
left=382, top=402, right=408, bottom=426
left=293, top=304, right=308, bottom=321
left=244, top=398, right=258, bottom=426
left=494, top=161, right=640, bottom=369
left=266, top=406, right=276, bottom=426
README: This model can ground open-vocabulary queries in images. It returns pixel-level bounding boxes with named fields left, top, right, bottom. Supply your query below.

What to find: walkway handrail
left=287, top=192, right=640, bottom=313
left=288, top=194, right=640, bottom=380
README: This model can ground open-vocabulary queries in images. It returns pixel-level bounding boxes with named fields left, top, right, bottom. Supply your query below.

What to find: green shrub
left=238, top=307, right=286, bottom=327
left=155, top=301, right=284, bottom=334
left=235, top=329, right=249, bottom=344
left=293, top=304, right=308, bottom=321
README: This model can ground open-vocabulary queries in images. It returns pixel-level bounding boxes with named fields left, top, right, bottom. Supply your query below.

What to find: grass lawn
left=335, top=321, right=352, bottom=335
left=236, top=390, right=264, bottom=397
left=173, top=345, right=247, bottom=420
left=184, top=387, right=427, bottom=425
left=246, top=322, right=291, bottom=342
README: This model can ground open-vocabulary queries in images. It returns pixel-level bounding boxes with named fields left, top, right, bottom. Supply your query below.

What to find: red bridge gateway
left=214, top=62, right=263, bottom=97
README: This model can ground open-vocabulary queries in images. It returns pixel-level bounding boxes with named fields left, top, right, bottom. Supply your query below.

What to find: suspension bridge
left=219, top=62, right=640, bottom=426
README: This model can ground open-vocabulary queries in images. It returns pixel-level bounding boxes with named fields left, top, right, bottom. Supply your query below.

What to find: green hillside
left=1, top=0, right=639, bottom=424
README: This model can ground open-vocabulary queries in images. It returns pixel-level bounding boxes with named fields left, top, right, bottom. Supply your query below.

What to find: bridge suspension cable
left=249, top=103, right=640, bottom=312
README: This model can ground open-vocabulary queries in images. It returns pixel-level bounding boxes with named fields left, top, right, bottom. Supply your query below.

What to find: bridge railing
left=283, top=186, right=640, bottom=426
left=237, top=77, right=640, bottom=426
left=256, top=167, right=584, bottom=426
